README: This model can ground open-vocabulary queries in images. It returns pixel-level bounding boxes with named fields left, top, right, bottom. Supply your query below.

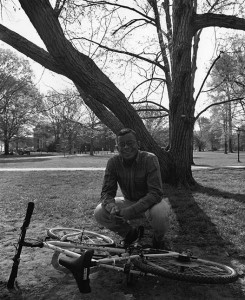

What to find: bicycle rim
left=133, top=254, right=238, bottom=284
left=47, top=227, right=115, bottom=246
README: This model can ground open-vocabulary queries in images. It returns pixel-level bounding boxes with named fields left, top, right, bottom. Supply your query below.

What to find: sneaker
left=123, top=226, right=144, bottom=247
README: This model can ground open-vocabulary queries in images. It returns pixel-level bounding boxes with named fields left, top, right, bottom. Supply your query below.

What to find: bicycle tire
left=47, top=227, right=115, bottom=247
left=22, top=238, right=44, bottom=248
left=133, top=253, right=238, bottom=284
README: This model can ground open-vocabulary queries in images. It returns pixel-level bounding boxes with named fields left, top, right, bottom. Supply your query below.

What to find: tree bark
left=169, top=0, right=196, bottom=186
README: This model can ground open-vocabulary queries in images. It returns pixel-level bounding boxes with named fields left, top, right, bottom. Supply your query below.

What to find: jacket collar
left=120, top=150, right=140, bottom=165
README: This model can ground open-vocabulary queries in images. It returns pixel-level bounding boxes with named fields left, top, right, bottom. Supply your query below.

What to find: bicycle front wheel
left=47, top=227, right=115, bottom=247
left=133, top=253, right=238, bottom=284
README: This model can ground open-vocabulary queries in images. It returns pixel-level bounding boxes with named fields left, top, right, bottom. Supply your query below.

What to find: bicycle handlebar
left=22, top=202, right=34, bottom=228
left=7, top=202, right=35, bottom=289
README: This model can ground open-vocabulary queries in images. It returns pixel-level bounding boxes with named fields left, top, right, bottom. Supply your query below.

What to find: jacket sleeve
left=100, top=158, right=118, bottom=211
left=121, top=155, right=163, bottom=219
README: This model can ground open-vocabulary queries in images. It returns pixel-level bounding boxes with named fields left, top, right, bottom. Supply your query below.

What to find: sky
left=0, top=1, right=233, bottom=116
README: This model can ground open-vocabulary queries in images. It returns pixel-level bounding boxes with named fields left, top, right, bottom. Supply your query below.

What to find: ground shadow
left=196, top=184, right=245, bottom=204
left=167, top=189, right=230, bottom=251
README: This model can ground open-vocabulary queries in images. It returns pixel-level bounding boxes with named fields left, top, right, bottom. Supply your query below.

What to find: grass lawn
left=0, top=153, right=111, bottom=168
left=0, top=152, right=245, bottom=299
left=193, top=150, right=245, bottom=167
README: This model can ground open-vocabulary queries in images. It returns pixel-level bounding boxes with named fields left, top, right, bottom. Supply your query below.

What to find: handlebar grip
left=23, top=202, right=35, bottom=228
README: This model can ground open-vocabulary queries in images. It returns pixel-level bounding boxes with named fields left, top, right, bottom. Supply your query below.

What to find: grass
left=167, top=169, right=245, bottom=254
left=193, top=150, right=245, bottom=167
left=1, top=152, right=245, bottom=298
left=0, top=153, right=112, bottom=168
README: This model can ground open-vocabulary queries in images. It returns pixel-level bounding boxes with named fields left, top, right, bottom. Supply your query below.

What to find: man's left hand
left=119, top=207, right=133, bottom=220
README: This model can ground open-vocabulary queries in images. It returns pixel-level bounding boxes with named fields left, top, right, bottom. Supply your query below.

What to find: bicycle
left=7, top=202, right=239, bottom=294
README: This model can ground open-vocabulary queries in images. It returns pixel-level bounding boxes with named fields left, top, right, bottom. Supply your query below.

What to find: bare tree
left=1, top=1, right=245, bottom=185
left=0, top=48, right=41, bottom=154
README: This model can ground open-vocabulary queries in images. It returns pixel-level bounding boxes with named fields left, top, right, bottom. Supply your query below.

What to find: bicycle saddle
left=58, top=249, right=94, bottom=293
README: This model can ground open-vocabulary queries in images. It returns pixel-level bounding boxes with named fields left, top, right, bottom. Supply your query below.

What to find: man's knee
left=148, top=199, right=170, bottom=233
left=151, top=199, right=170, bottom=217
left=94, top=203, right=108, bottom=224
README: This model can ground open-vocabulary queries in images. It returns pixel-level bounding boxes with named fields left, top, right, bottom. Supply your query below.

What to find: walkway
left=0, top=167, right=106, bottom=171
left=0, top=166, right=244, bottom=171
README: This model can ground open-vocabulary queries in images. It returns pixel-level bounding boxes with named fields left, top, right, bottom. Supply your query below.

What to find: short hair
left=117, top=128, right=137, bottom=138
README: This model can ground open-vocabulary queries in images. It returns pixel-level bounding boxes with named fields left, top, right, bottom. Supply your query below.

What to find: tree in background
left=207, top=39, right=245, bottom=153
left=39, top=90, right=84, bottom=154
left=136, top=103, right=169, bottom=148
left=0, top=48, right=41, bottom=154
left=194, top=117, right=222, bottom=152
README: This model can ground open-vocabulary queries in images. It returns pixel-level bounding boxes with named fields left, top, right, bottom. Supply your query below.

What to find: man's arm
left=100, top=158, right=118, bottom=213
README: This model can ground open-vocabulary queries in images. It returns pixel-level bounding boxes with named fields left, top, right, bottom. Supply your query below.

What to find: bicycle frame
left=44, top=239, right=179, bottom=273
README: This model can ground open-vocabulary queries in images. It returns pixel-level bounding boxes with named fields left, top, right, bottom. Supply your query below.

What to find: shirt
left=100, top=150, right=164, bottom=219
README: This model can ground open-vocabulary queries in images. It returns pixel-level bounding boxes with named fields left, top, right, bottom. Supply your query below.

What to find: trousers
left=94, top=197, right=170, bottom=240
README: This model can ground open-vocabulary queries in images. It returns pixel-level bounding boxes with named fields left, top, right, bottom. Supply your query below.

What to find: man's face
left=117, top=132, right=139, bottom=161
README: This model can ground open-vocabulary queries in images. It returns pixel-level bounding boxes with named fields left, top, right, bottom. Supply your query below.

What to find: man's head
left=116, top=128, right=139, bottom=161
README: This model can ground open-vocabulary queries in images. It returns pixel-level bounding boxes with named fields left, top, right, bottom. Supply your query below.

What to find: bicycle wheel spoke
left=47, top=227, right=115, bottom=246
left=134, top=255, right=238, bottom=284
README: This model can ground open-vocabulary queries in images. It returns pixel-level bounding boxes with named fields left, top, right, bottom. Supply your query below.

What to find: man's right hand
left=109, top=205, right=127, bottom=224
left=110, top=205, right=120, bottom=215
left=105, top=203, right=127, bottom=224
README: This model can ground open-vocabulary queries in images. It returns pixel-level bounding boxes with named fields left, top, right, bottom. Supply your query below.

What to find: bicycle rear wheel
left=133, top=253, right=238, bottom=284
left=47, top=227, right=115, bottom=247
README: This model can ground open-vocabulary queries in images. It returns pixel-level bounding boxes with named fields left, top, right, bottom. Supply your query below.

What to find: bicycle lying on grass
left=7, top=202, right=239, bottom=294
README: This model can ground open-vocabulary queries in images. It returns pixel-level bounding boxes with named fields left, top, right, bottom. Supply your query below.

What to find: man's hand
left=118, top=207, right=133, bottom=220
left=108, top=205, right=127, bottom=224
left=110, top=205, right=120, bottom=215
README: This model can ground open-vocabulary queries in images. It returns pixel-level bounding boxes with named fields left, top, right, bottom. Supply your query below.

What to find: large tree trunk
left=170, top=0, right=196, bottom=186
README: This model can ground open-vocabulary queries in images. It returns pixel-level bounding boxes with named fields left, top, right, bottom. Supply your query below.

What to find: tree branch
left=128, top=77, right=166, bottom=100
left=112, top=18, right=154, bottom=35
left=194, top=13, right=245, bottom=34
left=130, top=100, right=169, bottom=113
left=147, top=0, right=172, bottom=94
left=195, top=97, right=244, bottom=120
left=83, top=0, right=155, bottom=23
left=194, top=52, right=222, bottom=103
left=0, top=24, right=65, bottom=76
left=78, top=37, right=167, bottom=72
left=54, top=0, right=67, bottom=17
left=162, top=0, right=172, bottom=45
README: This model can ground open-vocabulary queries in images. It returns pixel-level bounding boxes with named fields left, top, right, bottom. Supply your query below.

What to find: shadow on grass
left=167, top=188, right=235, bottom=253
left=196, top=184, right=245, bottom=204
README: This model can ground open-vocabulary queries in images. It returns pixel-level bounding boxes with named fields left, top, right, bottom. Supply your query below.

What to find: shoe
left=152, top=235, right=165, bottom=250
left=123, top=226, right=144, bottom=247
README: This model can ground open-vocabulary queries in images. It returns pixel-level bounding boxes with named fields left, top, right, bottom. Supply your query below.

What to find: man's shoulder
left=138, top=151, right=160, bottom=165
left=107, top=153, right=121, bottom=164
left=139, top=150, right=157, bottom=159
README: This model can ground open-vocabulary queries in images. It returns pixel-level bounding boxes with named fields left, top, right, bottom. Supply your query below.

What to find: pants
left=94, top=197, right=170, bottom=240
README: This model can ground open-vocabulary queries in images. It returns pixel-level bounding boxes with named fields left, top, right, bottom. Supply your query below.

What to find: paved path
left=0, top=166, right=244, bottom=171
left=0, top=167, right=106, bottom=171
